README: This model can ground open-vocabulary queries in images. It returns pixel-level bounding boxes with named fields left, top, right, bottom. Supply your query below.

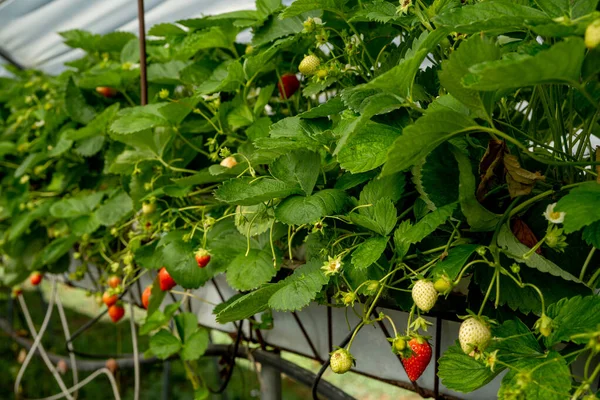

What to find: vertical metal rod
left=292, top=312, right=322, bottom=362
left=260, top=350, right=282, bottom=400
left=161, top=361, right=171, bottom=400
left=136, top=0, right=148, bottom=106
left=327, top=298, right=332, bottom=354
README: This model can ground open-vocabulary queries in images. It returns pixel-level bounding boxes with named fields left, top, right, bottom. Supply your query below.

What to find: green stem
left=579, top=247, right=596, bottom=281
left=478, top=268, right=497, bottom=316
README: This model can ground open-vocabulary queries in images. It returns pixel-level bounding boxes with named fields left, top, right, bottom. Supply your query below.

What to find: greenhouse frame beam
left=0, top=46, right=24, bottom=70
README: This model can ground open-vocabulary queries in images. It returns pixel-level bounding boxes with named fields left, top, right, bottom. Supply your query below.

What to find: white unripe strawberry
left=411, top=280, right=437, bottom=312
left=299, top=55, right=321, bottom=76
left=459, top=317, right=491, bottom=357
left=329, top=348, right=354, bottom=374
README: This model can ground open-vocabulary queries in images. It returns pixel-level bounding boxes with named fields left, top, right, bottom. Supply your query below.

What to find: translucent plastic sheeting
left=0, top=0, right=257, bottom=74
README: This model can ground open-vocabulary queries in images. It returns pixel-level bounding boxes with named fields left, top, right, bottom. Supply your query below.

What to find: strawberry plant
left=1, top=0, right=600, bottom=397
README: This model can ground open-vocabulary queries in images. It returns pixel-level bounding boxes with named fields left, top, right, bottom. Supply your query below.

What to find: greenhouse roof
left=0, top=0, right=257, bottom=75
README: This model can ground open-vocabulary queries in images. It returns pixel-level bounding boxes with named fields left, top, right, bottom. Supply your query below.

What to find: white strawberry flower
left=322, top=256, right=343, bottom=276
left=543, top=203, right=565, bottom=224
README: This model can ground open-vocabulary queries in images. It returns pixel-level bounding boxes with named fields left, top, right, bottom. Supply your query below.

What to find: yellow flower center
left=550, top=211, right=561, bottom=219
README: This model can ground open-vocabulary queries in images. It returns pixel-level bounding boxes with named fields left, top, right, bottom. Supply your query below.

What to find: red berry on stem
left=401, top=338, right=432, bottom=381
left=102, top=291, right=118, bottom=307
left=158, top=267, right=176, bottom=291
left=278, top=73, right=300, bottom=99
left=108, top=304, right=125, bottom=323
left=30, top=272, right=43, bottom=286
left=194, top=249, right=211, bottom=268
left=107, top=275, right=121, bottom=289
left=142, top=285, right=152, bottom=309
left=96, top=87, right=117, bottom=98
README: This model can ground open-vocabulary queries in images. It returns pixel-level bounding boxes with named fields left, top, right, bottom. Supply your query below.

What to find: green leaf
left=351, top=237, right=388, bottom=270
left=334, top=171, right=378, bottom=191
left=96, top=32, right=137, bottom=52
left=176, top=27, right=237, bottom=60
left=235, top=204, right=275, bottom=237
left=252, top=12, right=308, bottom=47
left=381, top=108, right=475, bottom=176
left=452, top=146, right=502, bottom=232
left=490, top=319, right=542, bottom=363
left=463, top=38, right=586, bottom=91
left=174, top=312, right=198, bottom=343
left=135, top=242, right=162, bottom=270
left=583, top=221, right=600, bottom=248
left=280, top=0, right=346, bottom=18
left=497, top=224, right=581, bottom=283
left=141, top=302, right=179, bottom=335
left=226, top=249, right=279, bottom=291
left=65, top=77, right=96, bottom=124
left=215, top=177, right=302, bottom=206
left=439, top=35, right=500, bottom=119
left=434, top=0, right=551, bottom=33
left=430, top=244, right=479, bottom=280
left=215, top=283, right=284, bottom=323
left=338, top=122, right=402, bottom=173
left=268, top=260, right=329, bottom=311
left=110, top=105, right=168, bottom=135
left=498, top=351, right=570, bottom=400
left=148, top=23, right=187, bottom=37
left=50, top=192, right=105, bottom=218
left=181, top=329, right=209, bottom=361
left=359, top=173, right=406, bottom=206
left=275, top=189, right=348, bottom=225
left=196, top=60, right=244, bottom=95
left=555, top=182, right=600, bottom=233
left=412, top=142, right=460, bottom=210
left=403, top=202, right=456, bottom=244
left=8, top=203, right=53, bottom=242
left=348, top=29, right=449, bottom=100
left=60, top=30, right=99, bottom=51
left=546, top=295, right=600, bottom=346
left=74, top=135, right=105, bottom=157
left=160, top=237, right=212, bottom=289
left=94, top=190, right=133, bottom=227
left=147, top=61, right=190, bottom=84
left=66, top=103, right=120, bottom=141
left=70, top=214, right=101, bottom=236
left=149, top=330, right=181, bottom=360
left=14, top=153, right=46, bottom=178
left=535, top=0, right=597, bottom=19
left=36, top=235, right=78, bottom=266
left=350, top=198, right=397, bottom=236
left=256, top=116, right=328, bottom=150
left=438, top=343, right=501, bottom=393
left=270, top=149, right=321, bottom=196
left=299, top=96, right=345, bottom=118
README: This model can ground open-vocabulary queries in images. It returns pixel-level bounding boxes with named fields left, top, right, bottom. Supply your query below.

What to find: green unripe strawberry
left=299, top=55, right=321, bottom=76
left=459, top=317, right=491, bottom=357
left=329, top=348, right=354, bottom=374
left=585, top=19, right=600, bottom=49
left=393, top=337, right=406, bottom=352
left=433, top=276, right=452, bottom=294
left=411, top=280, right=437, bottom=312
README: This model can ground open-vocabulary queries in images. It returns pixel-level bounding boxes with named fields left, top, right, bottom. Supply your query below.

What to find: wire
left=15, top=281, right=74, bottom=400
left=208, top=319, right=244, bottom=394
left=36, top=368, right=120, bottom=400
left=55, top=292, right=79, bottom=399
left=129, top=294, right=140, bottom=400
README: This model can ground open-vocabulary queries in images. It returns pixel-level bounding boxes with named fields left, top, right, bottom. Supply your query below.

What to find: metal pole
left=136, top=0, right=148, bottom=106
left=260, top=351, right=282, bottom=400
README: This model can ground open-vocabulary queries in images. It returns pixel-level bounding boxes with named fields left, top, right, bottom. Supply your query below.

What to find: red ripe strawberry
left=401, top=338, right=432, bottom=381
left=158, top=267, right=176, bottom=291
left=102, top=291, right=118, bottom=307
left=278, top=73, right=300, bottom=99
left=142, top=285, right=152, bottom=309
left=194, top=249, right=211, bottom=268
left=96, top=86, right=117, bottom=98
left=108, top=304, right=125, bottom=323
left=107, top=275, right=121, bottom=289
left=12, top=286, right=23, bottom=297
left=30, top=272, right=43, bottom=286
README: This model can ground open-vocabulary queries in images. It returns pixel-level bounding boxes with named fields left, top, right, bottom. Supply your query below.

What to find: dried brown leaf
left=503, top=154, right=545, bottom=198
left=511, top=218, right=542, bottom=255
left=477, top=139, right=507, bottom=201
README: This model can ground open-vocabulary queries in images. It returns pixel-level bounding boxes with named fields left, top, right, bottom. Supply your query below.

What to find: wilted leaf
left=477, top=139, right=507, bottom=201
left=503, top=154, right=545, bottom=198
left=511, top=218, right=541, bottom=255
